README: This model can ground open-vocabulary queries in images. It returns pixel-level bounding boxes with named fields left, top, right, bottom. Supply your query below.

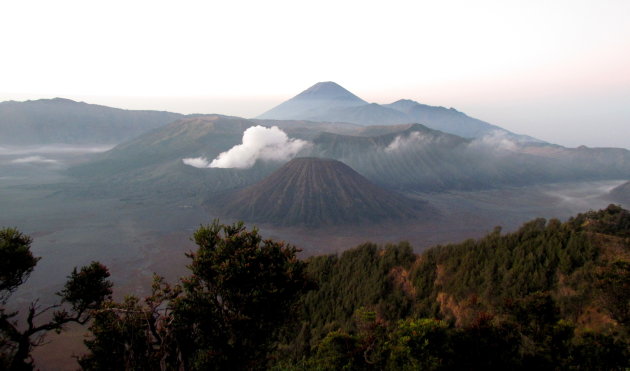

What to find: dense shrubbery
left=276, top=204, right=630, bottom=369
left=2, top=205, right=629, bottom=369
left=79, top=221, right=310, bottom=370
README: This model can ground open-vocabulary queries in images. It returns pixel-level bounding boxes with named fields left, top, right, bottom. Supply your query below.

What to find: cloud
left=10, top=156, right=59, bottom=164
left=384, top=131, right=432, bottom=153
left=469, top=131, right=518, bottom=152
left=182, top=126, right=311, bottom=169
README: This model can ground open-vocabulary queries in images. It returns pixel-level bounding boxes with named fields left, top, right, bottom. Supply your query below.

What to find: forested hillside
left=280, top=204, right=629, bottom=370
left=1, top=206, right=628, bottom=370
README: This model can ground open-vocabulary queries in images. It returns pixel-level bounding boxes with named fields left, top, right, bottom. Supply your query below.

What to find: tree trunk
left=9, top=335, right=32, bottom=371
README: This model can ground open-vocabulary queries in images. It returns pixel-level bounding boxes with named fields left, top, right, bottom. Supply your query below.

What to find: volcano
left=217, top=157, right=426, bottom=226
left=257, top=82, right=367, bottom=120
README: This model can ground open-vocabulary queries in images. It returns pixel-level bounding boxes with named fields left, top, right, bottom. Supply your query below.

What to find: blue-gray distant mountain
left=384, top=99, right=535, bottom=140
left=257, top=81, right=367, bottom=120
left=0, top=98, right=183, bottom=145
left=257, top=82, right=538, bottom=142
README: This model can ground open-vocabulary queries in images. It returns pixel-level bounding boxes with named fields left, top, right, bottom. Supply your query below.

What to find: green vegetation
left=0, top=228, right=112, bottom=371
left=1, top=205, right=629, bottom=369
left=272, top=205, right=630, bottom=369
left=79, top=221, right=310, bottom=370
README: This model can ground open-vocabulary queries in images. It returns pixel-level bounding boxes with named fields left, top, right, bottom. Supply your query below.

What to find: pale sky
left=1, top=0, right=629, bottom=148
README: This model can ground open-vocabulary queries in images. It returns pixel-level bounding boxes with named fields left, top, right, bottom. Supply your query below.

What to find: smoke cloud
left=183, top=126, right=311, bottom=169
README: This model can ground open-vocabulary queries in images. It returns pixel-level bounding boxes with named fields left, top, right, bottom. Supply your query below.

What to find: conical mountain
left=291, top=81, right=366, bottom=102
left=217, top=157, right=426, bottom=226
left=257, top=82, right=367, bottom=120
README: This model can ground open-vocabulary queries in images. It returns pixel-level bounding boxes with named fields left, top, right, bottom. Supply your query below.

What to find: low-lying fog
left=0, top=145, right=114, bottom=183
left=0, top=145, right=115, bottom=155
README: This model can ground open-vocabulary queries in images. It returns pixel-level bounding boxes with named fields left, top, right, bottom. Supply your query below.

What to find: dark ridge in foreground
left=217, top=157, right=427, bottom=226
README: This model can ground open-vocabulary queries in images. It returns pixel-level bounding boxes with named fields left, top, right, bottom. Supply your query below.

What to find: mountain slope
left=68, top=115, right=279, bottom=198
left=256, top=82, right=536, bottom=141
left=293, top=205, right=630, bottom=370
left=216, top=157, right=427, bottom=226
left=69, top=115, right=630, bottom=198
left=71, top=115, right=253, bottom=174
left=314, top=103, right=410, bottom=126
left=610, top=181, right=630, bottom=205
left=385, top=99, right=534, bottom=140
left=309, top=124, right=522, bottom=190
left=308, top=124, right=630, bottom=191
left=0, top=98, right=183, bottom=145
left=257, top=82, right=367, bottom=120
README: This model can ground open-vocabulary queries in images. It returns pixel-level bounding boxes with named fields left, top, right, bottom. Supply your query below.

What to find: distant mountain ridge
left=0, top=98, right=183, bottom=145
left=257, top=82, right=538, bottom=142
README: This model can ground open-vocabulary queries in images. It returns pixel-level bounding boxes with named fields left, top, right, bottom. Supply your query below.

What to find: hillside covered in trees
left=1, top=205, right=629, bottom=370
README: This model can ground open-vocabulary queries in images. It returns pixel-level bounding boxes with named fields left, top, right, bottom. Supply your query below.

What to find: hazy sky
left=1, top=0, right=629, bottom=148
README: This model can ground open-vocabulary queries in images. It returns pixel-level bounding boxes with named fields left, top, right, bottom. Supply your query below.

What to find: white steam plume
left=182, top=157, right=211, bottom=168
left=384, top=130, right=520, bottom=155
left=469, top=131, right=518, bottom=152
left=182, top=126, right=311, bottom=169
left=385, top=132, right=431, bottom=153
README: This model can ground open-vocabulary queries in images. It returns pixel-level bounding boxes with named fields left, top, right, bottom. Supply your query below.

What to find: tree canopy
left=3, top=205, right=630, bottom=369
left=0, top=227, right=112, bottom=371
left=80, top=221, right=311, bottom=371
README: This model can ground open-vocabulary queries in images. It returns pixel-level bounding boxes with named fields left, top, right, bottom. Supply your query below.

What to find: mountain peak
left=49, top=97, right=78, bottom=103
left=304, top=81, right=343, bottom=91
left=392, top=99, right=418, bottom=105
left=295, top=81, right=366, bottom=103
left=256, top=82, right=367, bottom=120
left=217, top=157, right=425, bottom=226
